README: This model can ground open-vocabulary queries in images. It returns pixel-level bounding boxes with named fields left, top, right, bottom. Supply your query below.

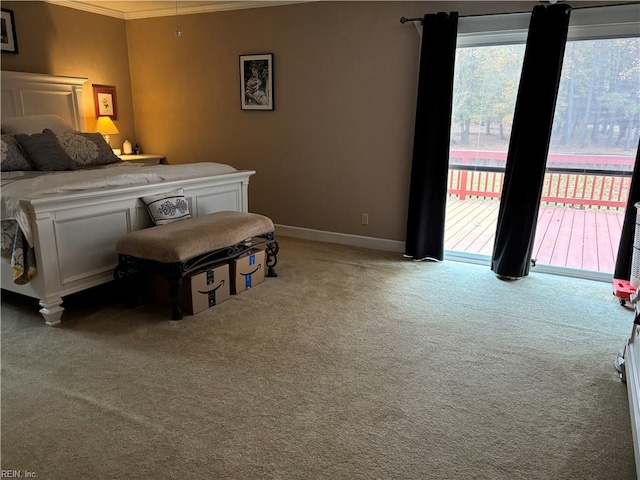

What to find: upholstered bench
left=114, top=211, right=279, bottom=320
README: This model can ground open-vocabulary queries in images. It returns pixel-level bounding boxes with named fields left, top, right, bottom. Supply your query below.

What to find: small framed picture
left=92, top=84, right=118, bottom=119
left=240, top=53, right=274, bottom=111
left=1, top=8, right=18, bottom=54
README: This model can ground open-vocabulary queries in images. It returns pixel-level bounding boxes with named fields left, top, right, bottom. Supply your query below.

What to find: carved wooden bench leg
left=265, top=239, right=279, bottom=277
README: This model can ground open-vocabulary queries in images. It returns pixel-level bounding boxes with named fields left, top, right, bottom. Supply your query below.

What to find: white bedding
left=1, top=162, right=238, bottom=247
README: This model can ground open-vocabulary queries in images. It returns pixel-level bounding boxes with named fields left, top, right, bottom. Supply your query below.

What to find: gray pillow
left=56, top=131, right=122, bottom=167
left=1, top=134, right=34, bottom=171
left=15, top=129, right=76, bottom=171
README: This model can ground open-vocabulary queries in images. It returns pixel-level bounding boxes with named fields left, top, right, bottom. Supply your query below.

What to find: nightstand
left=119, top=154, right=164, bottom=165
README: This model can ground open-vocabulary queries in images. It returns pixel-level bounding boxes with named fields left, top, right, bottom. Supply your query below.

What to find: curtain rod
left=399, top=1, right=639, bottom=24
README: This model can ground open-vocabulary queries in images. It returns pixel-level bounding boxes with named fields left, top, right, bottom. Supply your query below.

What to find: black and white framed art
left=240, top=53, right=274, bottom=111
left=1, top=8, right=18, bottom=54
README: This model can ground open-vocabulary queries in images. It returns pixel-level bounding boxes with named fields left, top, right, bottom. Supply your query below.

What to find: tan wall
left=126, top=1, right=545, bottom=241
left=0, top=1, right=136, bottom=146
left=2, top=1, right=617, bottom=244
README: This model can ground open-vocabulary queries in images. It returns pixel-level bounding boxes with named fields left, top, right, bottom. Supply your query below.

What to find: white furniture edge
left=119, top=154, right=163, bottom=161
left=624, top=324, right=640, bottom=474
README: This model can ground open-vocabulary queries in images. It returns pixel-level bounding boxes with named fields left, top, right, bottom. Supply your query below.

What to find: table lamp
left=95, top=116, right=119, bottom=146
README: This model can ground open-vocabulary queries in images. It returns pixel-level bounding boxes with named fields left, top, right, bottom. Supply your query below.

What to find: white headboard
left=1, top=71, right=88, bottom=131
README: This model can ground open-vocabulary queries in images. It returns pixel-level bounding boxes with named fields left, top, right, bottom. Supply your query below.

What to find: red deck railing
left=447, top=150, right=635, bottom=210
left=449, top=149, right=635, bottom=170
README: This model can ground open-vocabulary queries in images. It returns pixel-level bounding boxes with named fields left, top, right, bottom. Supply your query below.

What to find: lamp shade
left=95, top=116, right=119, bottom=135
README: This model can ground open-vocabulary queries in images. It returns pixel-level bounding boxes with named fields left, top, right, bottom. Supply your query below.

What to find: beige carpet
left=1, top=236, right=636, bottom=479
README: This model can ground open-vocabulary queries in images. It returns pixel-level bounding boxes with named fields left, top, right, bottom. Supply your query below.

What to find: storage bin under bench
left=114, top=211, right=279, bottom=320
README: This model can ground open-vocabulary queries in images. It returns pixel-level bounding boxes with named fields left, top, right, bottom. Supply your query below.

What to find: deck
left=445, top=198, right=624, bottom=273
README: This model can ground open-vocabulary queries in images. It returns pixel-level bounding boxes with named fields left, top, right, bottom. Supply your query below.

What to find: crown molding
left=45, top=1, right=126, bottom=19
left=44, top=1, right=314, bottom=20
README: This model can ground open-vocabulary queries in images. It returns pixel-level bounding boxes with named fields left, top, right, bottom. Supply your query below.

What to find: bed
left=1, top=71, right=255, bottom=325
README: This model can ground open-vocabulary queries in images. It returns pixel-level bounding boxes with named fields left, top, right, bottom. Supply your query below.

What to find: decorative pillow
left=1, top=134, right=34, bottom=171
left=2, top=114, right=74, bottom=135
left=142, top=189, right=191, bottom=225
left=14, top=129, right=76, bottom=171
left=56, top=131, right=122, bottom=167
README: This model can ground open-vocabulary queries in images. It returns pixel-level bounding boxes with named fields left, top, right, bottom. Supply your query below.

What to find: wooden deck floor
left=445, top=198, right=624, bottom=273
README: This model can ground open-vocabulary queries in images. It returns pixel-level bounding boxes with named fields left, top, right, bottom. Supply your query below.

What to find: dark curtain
left=404, top=12, right=458, bottom=261
left=614, top=144, right=640, bottom=281
left=491, top=4, right=571, bottom=278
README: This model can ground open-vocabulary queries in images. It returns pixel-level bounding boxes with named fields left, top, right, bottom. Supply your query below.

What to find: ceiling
left=46, top=1, right=313, bottom=19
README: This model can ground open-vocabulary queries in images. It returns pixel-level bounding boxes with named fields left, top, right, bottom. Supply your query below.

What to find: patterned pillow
left=142, top=189, right=191, bottom=226
left=56, top=132, right=122, bottom=167
left=1, top=134, right=33, bottom=171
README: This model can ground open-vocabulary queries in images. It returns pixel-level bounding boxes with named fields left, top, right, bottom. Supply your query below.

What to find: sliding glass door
left=533, top=37, right=639, bottom=275
left=444, top=5, right=639, bottom=279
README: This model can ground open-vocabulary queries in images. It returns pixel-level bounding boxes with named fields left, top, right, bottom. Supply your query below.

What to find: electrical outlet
left=361, top=213, right=369, bottom=226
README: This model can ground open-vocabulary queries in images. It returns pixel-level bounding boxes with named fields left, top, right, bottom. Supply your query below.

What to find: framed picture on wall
left=240, top=53, right=274, bottom=111
left=92, top=84, right=118, bottom=119
left=1, top=8, right=18, bottom=54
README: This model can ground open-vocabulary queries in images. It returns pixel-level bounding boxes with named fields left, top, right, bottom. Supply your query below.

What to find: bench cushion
left=116, top=211, right=274, bottom=263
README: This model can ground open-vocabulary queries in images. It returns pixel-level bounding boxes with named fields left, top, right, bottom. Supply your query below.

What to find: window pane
left=446, top=45, right=524, bottom=257
left=533, top=37, right=639, bottom=273
left=450, top=44, right=524, bottom=160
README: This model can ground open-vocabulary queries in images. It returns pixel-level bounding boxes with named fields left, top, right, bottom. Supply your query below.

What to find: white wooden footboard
left=1, top=171, right=254, bottom=325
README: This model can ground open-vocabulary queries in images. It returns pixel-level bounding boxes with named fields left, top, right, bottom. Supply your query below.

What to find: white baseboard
left=274, top=224, right=405, bottom=253
left=274, top=224, right=611, bottom=283
left=275, top=224, right=493, bottom=261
